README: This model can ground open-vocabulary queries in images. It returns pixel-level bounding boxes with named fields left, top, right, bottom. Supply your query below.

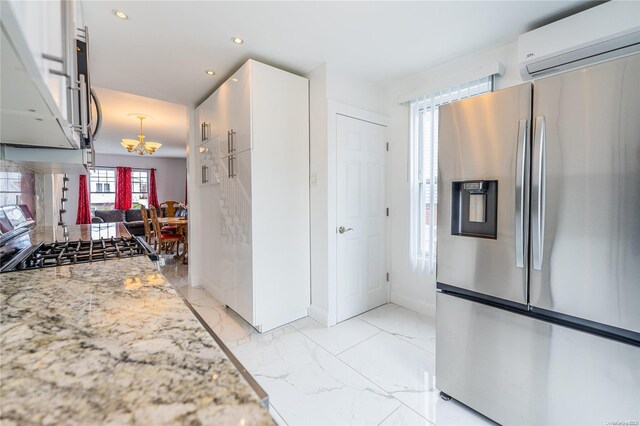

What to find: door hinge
left=386, top=207, right=389, bottom=217
left=386, top=272, right=390, bottom=282
left=386, top=142, right=389, bottom=151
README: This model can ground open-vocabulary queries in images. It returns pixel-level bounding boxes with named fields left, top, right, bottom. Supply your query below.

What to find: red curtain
left=114, top=166, right=132, bottom=210
left=148, top=168, right=159, bottom=208
left=76, top=175, right=91, bottom=224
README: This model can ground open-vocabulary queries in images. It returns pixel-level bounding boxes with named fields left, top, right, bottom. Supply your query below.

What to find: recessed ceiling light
left=205, top=70, right=215, bottom=76
left=231, top=37, right=244, bottom=45
left=113, top=10, right=128, bottom=20
left=231, top=78, right=238, bottom=82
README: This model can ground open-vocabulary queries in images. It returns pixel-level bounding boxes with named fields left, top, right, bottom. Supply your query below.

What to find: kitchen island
left=0, top=225, right=273, bottom=425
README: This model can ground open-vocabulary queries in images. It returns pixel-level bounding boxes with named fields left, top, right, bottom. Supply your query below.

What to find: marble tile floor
left=171, top=280, right=496, bottom=426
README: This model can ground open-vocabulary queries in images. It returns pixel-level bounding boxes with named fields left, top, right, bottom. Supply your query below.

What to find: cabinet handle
left=78, top=75, right=89, bottom=138
left=515, top=119, right=528, bottom=269
left=88, top=147, right=95, bottom=172
left=230, top=129, right=236, bottom=153
left=532, top=116, right=546, bottom=271
left=90, top=89, right=102, bottom=141
left=228, top=156, right=232, bottom=179
left=231, top=155, right=236, bottom=178
left=48, top=69, right=69, bottom=77
left=81, top=26, right=94, bottom=134
left=42, top=53, right=64, bottom=63
left=202, top=123, right=210, bottom=142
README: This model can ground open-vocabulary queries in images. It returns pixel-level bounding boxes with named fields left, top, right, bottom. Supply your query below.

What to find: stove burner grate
left=13, top=236, right=149, bottom=271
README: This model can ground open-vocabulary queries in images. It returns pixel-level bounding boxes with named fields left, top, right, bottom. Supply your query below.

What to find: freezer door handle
left=515, top=119, right=528, bottom=268
left=532, top=116, right=546, bottom=271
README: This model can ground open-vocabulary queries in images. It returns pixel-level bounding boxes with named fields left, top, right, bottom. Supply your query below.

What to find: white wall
left=308, top=64, right=330, bottom=322
left=62, top=153, right=186, bottom=224
left=307, top=63, right=389, bottom=325
left=386, top=40, right=524, bottom=316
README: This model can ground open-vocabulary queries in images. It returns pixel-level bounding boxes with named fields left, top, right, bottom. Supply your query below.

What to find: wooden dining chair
left=150, top=207, right=183, bottom=254
left=160, top=200, right=179, bottom=218
left=140, top=207, right=153, bottom=244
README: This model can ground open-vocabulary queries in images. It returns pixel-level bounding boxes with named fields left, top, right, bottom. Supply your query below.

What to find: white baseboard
left=390, top=291, right=436, bottom=318
left=308, top=305, right=330, bottom=326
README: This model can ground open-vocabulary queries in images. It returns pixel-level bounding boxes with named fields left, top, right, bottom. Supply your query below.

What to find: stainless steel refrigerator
left=436, top=53, right=640, bottom=425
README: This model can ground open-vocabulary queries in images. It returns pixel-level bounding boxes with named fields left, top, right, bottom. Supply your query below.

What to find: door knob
left=338, top=226, right=353, bottom=234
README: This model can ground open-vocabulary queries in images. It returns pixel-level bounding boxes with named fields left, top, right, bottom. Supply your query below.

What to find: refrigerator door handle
left=532, top=116, right=546, bottom=271
left=515, top=119, right=528, bottom=268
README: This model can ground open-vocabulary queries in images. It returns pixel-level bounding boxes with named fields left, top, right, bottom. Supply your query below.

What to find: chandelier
left=121, top=116, right=162, bottom=155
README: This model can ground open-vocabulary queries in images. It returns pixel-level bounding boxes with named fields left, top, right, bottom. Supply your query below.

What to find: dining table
left=158, top=216, right=188, bottom=264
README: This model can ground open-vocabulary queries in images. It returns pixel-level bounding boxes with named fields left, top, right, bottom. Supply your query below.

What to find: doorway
left=336, top=114, right=388, bottom=322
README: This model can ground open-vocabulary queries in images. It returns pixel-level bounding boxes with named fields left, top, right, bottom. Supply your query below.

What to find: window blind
left=409, top=77, right=493, bottom=274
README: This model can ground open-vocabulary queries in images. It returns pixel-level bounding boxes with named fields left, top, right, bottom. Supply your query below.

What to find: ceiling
left=83, top=1, right=598, bottom=107
left=93, top=87, right=187, bottom=158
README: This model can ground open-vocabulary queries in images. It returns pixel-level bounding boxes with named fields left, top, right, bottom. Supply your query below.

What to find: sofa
left=92, top=208, right=150, bottom=236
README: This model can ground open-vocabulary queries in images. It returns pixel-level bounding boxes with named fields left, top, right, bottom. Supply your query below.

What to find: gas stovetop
left=1, top=236, right=156, bottom=273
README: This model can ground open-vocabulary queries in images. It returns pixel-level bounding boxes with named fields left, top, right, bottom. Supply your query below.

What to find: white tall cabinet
left=194, top=60, right=310, bottom=332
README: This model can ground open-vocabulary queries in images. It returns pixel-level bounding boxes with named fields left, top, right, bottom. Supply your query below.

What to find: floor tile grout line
left=397, top=399, right=437, bottom=426
left=183, top=295, right=440, bottom=425
left=336, top=329, right=439, bottom=425
left=231, top=325, right=403, bottom=425
left=393, top=333, right=437, bottom=356
left=356, top=313, right=437, bottom=355
left=293, top=320, right=384, bottom=357
left=335, top=329, right=384, bottom=357
left=376, top=404, right=402, bottom=426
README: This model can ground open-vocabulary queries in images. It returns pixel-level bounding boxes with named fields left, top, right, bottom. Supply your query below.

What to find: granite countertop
left=0, top=254, right=273, bottom=424
left=29, top=222, right=131, bottom=243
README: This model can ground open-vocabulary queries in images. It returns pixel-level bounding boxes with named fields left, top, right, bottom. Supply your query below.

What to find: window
left=0, top=172, right=23, bottom=206
left=89, top=168, right=150, bottom=211
left=410, top=77, right=493, bottom=271
left=89, top=168, right=116, bottom=212
left=131, top=170, right=149, bottom=209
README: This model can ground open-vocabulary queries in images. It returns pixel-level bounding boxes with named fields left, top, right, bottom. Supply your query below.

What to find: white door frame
left=326, top=100, right=389, bottom=326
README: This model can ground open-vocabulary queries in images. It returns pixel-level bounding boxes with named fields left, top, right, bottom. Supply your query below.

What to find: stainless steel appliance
left=436, top=54, right=640, bottom=425
left=0, top=205, right=156, bottom=274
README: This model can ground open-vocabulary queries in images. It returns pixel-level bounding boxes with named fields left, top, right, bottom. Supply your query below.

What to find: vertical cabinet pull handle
left=230, top=129, right=235, bottom=153
left=515, top=119, right=528, bottom=268
left=90, top=89, right=102, bottom=141
left=532, top=116, right=546, bottom=271
left=227, top=130, right=231, bottom=155
left=202, top=123, right=209, bottom=142
left=228, top=156, right=232, bottom=179
left=78, top=74, right=88, bottom=138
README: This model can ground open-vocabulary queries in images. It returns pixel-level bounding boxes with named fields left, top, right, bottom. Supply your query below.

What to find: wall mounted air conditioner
left=518, top=1, right=640, bottom=80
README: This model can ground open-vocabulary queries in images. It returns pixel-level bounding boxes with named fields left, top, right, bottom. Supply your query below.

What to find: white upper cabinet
left=228, top=63, right=252, bottom=155
left=1, top=0, right=81, bottom=149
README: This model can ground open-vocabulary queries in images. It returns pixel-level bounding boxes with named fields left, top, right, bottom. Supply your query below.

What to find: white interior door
left=337, top=114, right=388, bottom=322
